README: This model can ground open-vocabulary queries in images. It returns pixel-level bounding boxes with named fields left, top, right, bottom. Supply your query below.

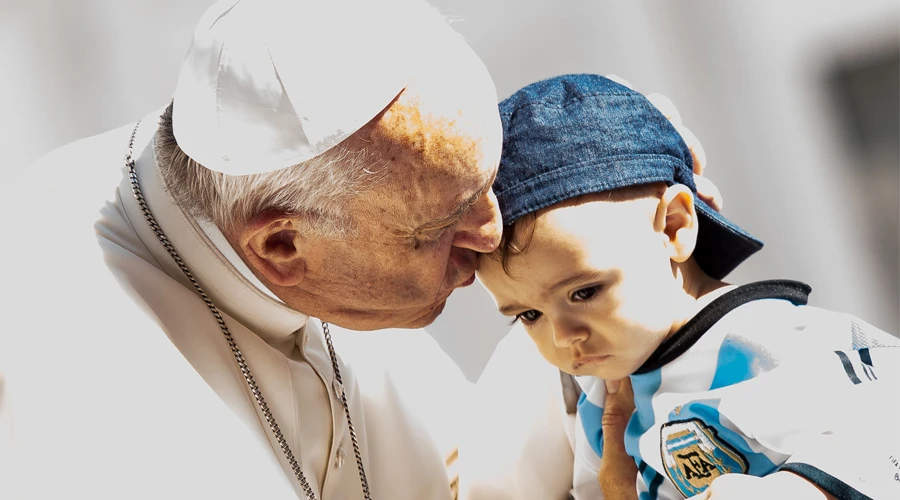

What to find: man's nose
left=451, top=189, right=502, bottom=253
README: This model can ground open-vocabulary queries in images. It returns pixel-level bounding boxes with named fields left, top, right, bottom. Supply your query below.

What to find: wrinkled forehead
left=373, top=98, right=496, bottom=174
left=345, top=94, right=498, bottom=231
left=352, top=30, right=502, bottom=178
left=334, top=29, right=502, bottom=229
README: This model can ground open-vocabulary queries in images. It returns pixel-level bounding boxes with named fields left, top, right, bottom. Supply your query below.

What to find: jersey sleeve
left=719, top=313, right=900, bottom=500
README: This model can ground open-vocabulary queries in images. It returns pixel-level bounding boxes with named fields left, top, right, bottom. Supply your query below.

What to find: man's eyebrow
left=415, top=170, right=497, bottom=231
left=416, top=191, right=482, bottom=230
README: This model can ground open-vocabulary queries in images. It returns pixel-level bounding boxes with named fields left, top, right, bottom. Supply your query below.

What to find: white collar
left=120, top=114, right=309, bottom=341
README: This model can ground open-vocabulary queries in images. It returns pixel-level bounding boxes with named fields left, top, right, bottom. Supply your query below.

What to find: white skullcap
left=172, top=0, right=478, bottom=175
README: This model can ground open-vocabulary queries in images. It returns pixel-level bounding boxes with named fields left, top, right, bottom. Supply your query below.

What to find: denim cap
left=496, top=74, right=762, bottom=279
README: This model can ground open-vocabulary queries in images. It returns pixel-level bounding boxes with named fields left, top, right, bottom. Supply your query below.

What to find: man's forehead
left=372, top=98, right=488, bottom=166
left=363, top=105, right=497, bottom=223
left=402, top=162, right=496, bottom=230
left=421, top=164, right=497, bottom=226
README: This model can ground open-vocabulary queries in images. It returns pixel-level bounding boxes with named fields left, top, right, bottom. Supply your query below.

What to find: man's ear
left=653, top=184, right=698, bottom=263
left=235, top=211, right=307, bottom=287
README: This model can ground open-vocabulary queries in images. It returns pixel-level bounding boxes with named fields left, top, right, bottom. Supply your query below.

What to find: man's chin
left=398, top=299, right=448, bottom=329
left=327, top=299, right=448, bottom=331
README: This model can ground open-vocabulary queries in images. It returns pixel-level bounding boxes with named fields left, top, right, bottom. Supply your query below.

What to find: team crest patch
left=660, top=418, right=748, bottom=498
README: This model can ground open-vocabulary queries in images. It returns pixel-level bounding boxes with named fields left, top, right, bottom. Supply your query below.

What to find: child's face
left=478, top=194, right=689, bottom=380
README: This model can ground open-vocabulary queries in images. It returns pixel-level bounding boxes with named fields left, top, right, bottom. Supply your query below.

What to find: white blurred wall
left=2, top=1, right=897, bottom=382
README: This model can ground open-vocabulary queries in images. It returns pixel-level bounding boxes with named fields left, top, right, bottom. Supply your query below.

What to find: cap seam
left=495, top=153, right=687, bottom=198
left=499, top=171, right=673, bottom=224
left=500, top=91, right=651, bottom=117
left=498, top=164, right=682, bottom=224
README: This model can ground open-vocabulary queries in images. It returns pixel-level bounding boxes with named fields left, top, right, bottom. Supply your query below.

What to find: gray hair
left=155, top=102, right=385, bottom=238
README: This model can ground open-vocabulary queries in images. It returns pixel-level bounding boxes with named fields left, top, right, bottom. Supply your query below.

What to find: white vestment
left=0, top=111, right=455, bottom=499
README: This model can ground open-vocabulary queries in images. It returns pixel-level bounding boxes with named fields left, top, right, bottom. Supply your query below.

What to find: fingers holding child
left=598, top=378, right=638, bottom=500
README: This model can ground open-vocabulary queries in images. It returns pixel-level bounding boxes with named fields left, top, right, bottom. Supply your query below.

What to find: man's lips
left=448, top=251, right=477, bottom=289
left=572, top=354, right=611, bottom=369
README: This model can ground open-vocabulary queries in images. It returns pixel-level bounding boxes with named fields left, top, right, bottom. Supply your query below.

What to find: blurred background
left=1, top=0, right=897, bottom=459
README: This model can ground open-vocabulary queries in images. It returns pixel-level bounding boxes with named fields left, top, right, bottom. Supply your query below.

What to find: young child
left=477, top=74, right=899, bottom=500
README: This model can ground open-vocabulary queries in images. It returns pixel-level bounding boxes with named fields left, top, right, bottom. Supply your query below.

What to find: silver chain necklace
left=125, top=120, right=372, bottom=500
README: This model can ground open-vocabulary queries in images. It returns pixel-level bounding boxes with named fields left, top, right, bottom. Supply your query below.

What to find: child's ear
left=653, top=184, right=698, bottom=263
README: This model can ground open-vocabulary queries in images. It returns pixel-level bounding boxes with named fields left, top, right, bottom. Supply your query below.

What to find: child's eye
left=513, top=310, right=542, bottom=324
left=571, top=285, right=602, bottom=302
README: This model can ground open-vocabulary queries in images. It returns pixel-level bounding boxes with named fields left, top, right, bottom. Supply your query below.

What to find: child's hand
left=598, top=378, right=638, bottom=500
left=687, top=472, right=837, bottom=500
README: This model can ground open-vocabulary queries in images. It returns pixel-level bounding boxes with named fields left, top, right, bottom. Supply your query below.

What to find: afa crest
left=660, top=418, right=748, bottom=498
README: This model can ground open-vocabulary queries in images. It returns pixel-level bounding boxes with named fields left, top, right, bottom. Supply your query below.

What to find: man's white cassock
left=0, top=0, right=513, bottom=496
left=0, top=112, right=458, bottom=499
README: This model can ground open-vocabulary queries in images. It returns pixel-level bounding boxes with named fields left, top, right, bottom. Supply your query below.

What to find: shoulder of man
left=2, top=113, right=165, bottom=239
left=25, top=121, right=137, bottom=194
left=13, top=106, right=169, bottom=202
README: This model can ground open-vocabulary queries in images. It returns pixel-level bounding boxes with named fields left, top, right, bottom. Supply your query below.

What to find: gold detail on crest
left=660, top=419, right=748, bottom=497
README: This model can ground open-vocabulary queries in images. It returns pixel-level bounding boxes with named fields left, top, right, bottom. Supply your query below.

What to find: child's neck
left=678, top=258, right=727, bottom=300
left=667, top=257, right=732, bottom=336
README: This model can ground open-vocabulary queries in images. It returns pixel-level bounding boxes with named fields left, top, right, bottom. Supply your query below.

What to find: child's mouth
left=572, top=354, right=611, bottom=369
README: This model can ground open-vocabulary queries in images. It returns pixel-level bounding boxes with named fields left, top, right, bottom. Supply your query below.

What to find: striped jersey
left=572, top=280, right=900, bottom=500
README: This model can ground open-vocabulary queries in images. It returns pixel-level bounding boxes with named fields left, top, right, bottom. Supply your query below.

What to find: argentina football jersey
left=572, top=280, right=900, bottom=500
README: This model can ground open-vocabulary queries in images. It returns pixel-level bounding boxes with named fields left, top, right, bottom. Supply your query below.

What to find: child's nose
left=551, top=317, right=590, bottom=348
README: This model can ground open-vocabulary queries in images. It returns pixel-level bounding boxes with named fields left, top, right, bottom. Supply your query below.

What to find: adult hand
left=687, top=472, right=837, bottom=500
left=605, top=75, right=723, bottom=212
left=598, top=378, right=638, bottom=500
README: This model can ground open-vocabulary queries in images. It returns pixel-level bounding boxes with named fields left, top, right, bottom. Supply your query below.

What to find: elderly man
left=0, top=0, right=718, bottom=498
left=2, top=0, right=499, bottom=498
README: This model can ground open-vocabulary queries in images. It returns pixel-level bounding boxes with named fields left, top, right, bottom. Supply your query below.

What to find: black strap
left=633, top=280, right=811, bottom=375
left=778, top=463, right=873, bottom=500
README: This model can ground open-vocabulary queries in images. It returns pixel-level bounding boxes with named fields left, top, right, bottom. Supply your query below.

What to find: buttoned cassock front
left=0, top=112, right=454, bottom=499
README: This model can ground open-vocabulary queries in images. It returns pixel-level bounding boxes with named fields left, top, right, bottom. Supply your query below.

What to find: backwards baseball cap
left=495, top=74, right=762, bottom=279
left=173, top=0, right=487, bottom=176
